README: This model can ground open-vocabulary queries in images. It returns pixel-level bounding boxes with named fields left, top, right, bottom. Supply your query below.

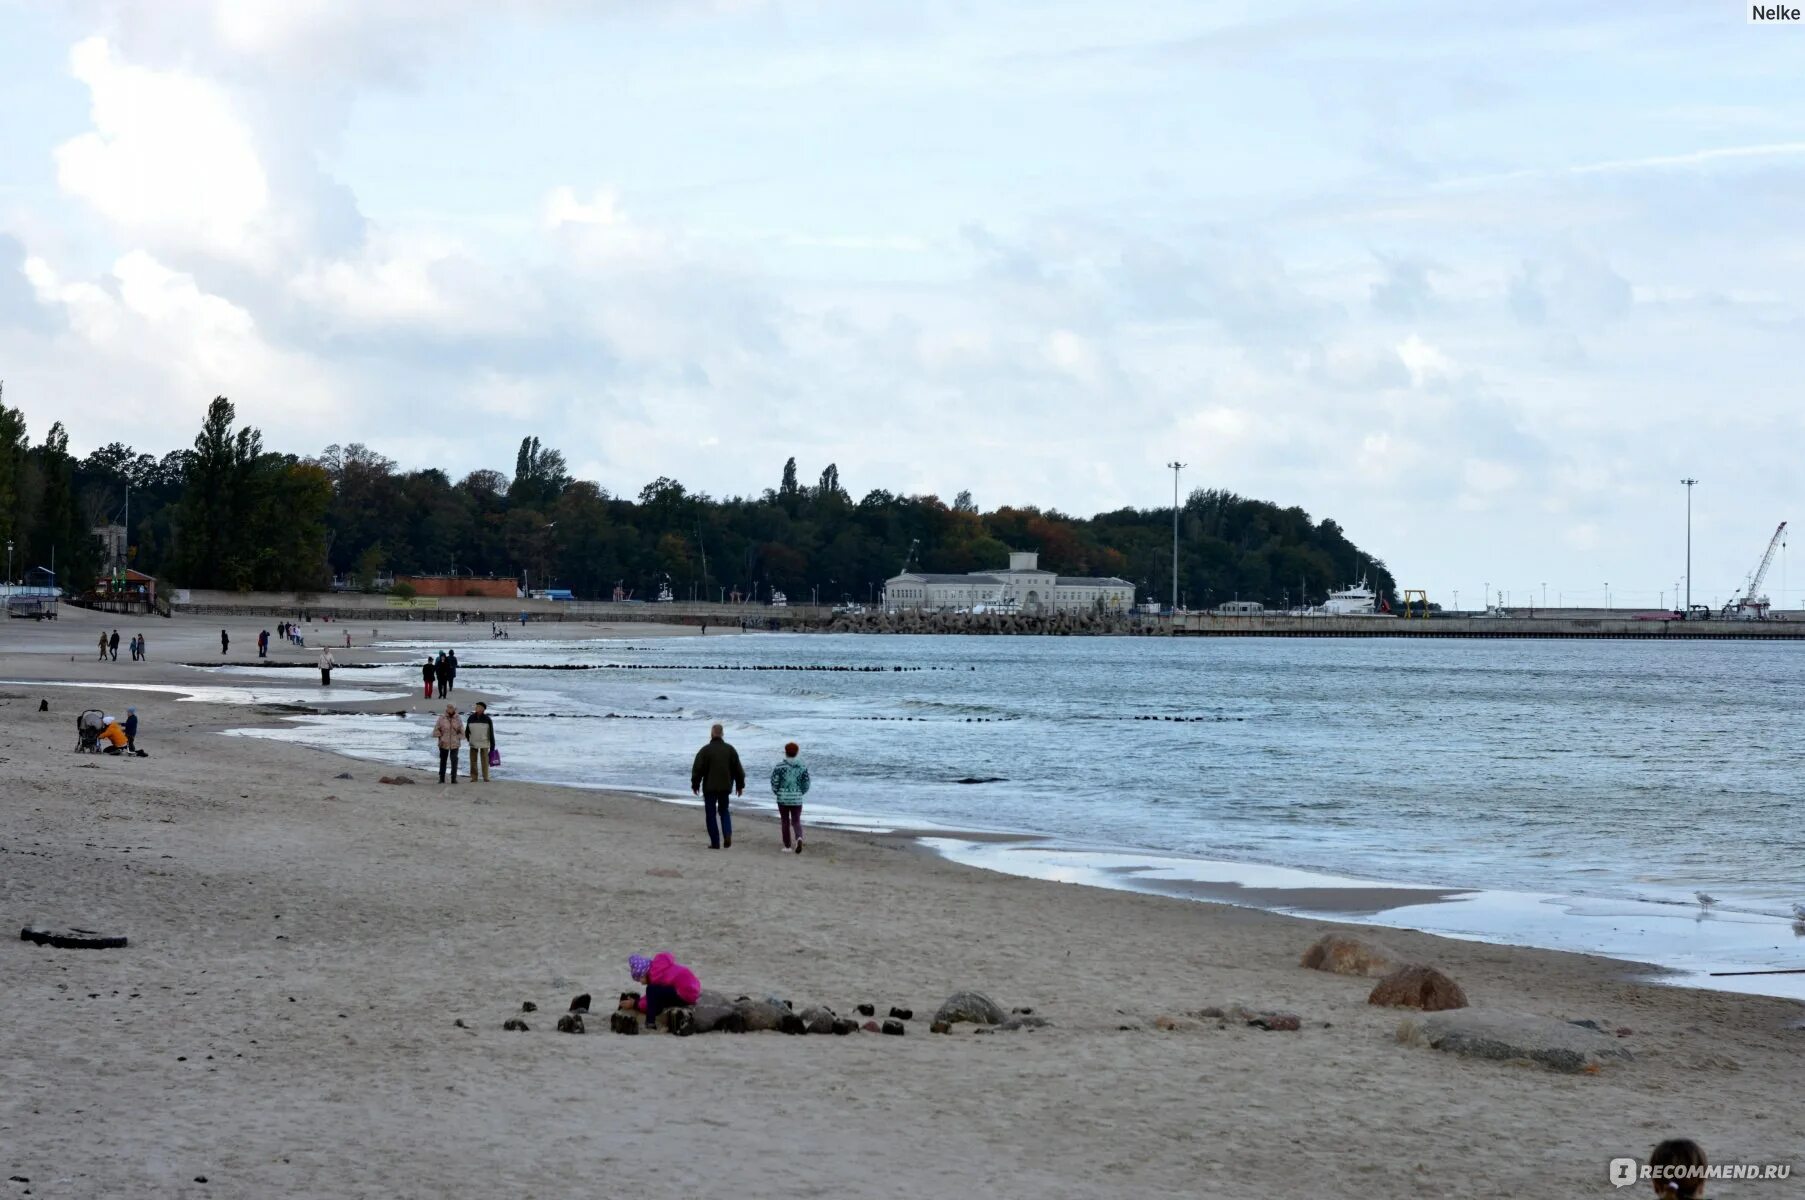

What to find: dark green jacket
left=691, top=738, right=745, bottom=793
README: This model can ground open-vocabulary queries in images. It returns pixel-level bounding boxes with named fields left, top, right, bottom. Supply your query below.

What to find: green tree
left=172, top=397, right=259, bottom=587
left=509, top=436, right=570, bottom=511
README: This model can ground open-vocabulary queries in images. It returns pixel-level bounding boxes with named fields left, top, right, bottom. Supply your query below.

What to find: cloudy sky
left=2, top=1, right=1801, bottom=607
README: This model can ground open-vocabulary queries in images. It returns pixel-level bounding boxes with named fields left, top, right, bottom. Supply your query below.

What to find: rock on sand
left=733, top=998, right=790, bottom=1032
left=934, top=990, right=1006, bottom=1027
left=1299, top=932, right=1398, bottom=978
left=1367, top=965, right=1468, bottom=1012
left=1396, top=1009, right=1633, bottom=1073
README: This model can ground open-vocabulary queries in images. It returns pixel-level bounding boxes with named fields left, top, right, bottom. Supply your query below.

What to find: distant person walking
left=421, top=656, right=436, bottom=700
left=434, top=651, right=449, bottom=699
left=769, top=741, right=811, bottom=853
left=98, top=632, right=109, bottom=661
left=318, top=646, right=335, bottom=687
left=465, top=701, right=495, bottom=782
left=690, top=723, right=745, bottom=849
left=108, top=630, right=119, bottom=661
left=220, top=629, right=229, bottom=655
left=445, top=650, right=458, bottom=695
left=432, top=704, right=464, bottom=783
left=258, top=629, right=269, bottom=658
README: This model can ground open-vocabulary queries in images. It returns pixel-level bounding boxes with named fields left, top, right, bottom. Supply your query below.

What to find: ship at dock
left=1308, top=579, right=1389, bottom=616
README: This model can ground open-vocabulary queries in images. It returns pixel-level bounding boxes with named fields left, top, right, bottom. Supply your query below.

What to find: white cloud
left=289, top=230, right=541, bottom=335
left=543, top=186, right=674, bottom=264
left=1395, top=334, right=1455, bottom=388
left=22, top=249, right=347, bottom=442
left=55, top=37, right=275, bottom=266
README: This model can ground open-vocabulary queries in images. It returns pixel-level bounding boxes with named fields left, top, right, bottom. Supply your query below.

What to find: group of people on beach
left=423, top=651, right=459, bottom=698
left=97, top=629, right=146, bottom=661
left=690, top=723, right=811, bottom=854
left=430, top=700, right=496, bottom=783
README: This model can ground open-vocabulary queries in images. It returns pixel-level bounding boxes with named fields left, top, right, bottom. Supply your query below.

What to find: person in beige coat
left=432, top=704, right=464, bottom=783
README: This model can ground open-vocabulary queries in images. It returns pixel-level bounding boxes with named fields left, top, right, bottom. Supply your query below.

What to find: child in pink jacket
left=629, top=952, right=701, bottom=1022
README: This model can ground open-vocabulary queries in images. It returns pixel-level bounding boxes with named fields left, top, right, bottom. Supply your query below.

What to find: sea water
left=231, top=632, right=1805, bottom=998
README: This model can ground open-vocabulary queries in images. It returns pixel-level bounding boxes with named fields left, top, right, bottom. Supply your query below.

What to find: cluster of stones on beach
left=470, top=933, right=1637, bottom=1076
left=1125, top=932, right=1636, bottom=1075
left=483, top=988, right=1045, bottom=1039
left=1302, top=932, right=1634, bottom=1073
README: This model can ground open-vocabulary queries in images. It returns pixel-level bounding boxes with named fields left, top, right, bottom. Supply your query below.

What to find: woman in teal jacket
left=769, top=741, right=810, bottom=854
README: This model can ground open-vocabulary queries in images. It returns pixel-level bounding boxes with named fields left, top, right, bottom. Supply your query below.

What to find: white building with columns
left=884, top=551, right=1133, bottom=614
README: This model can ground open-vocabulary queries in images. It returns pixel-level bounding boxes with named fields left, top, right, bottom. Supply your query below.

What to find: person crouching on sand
left=432, top=704, right=464, bottom=783
left=628, top=952, right=701, bottom=1025
left=97, top=715, right=128, bottom=755
left=769, top=741, right=811, bottom=853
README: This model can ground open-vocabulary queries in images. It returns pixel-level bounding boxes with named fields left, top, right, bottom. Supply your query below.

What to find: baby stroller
left=76, top=709, right=106, bottom=753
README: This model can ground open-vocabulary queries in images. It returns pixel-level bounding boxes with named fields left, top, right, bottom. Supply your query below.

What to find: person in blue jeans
left=690, top=723, right=745, bottom=849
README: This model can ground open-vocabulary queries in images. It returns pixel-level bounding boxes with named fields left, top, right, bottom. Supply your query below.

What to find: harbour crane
left=1723, top=520, right=1787, bottom=620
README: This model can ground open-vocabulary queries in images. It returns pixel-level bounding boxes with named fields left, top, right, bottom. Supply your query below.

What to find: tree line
left=0, top=392, right=1397, bottom=608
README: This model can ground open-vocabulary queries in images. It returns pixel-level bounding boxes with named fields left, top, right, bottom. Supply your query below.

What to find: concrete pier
left=1164, top=614, right=1805, bottom=640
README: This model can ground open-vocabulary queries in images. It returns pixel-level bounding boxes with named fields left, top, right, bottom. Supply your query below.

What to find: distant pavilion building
left=884, top=551, right=1132, bottom=614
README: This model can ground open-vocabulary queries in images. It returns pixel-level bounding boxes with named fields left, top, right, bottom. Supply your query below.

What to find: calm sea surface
left=251, top=632, right=1805, bottom=924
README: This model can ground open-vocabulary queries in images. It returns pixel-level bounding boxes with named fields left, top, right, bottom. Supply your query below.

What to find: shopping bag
left=489, top=748, right=501, bottom=767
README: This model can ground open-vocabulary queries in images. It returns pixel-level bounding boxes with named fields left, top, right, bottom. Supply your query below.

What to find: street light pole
left=1166, top=461, right=1186, bottom=613
left=1681, top=477, right=1697, bottom=611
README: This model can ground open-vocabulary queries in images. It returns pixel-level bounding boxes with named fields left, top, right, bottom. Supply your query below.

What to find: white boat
left=769, top=590, right=789, bottom=608
left=654, top=583, right=675, bottom=603
left=1316, top=579, right=1379, bottom=616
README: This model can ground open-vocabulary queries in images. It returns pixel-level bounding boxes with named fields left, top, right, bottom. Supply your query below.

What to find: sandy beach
left=2, top=611, right=1800, bottom=1198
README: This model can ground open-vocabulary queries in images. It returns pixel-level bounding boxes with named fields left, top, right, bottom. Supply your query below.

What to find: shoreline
left=22, top=656, right=1805, bottom=1002
left=203, top=673, right=1805, bottom=1003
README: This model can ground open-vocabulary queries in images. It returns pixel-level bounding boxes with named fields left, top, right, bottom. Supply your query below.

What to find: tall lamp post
left=5, top=540, right=11, bottom=588
left=1681, top=477, right=1697, bottom=612
left=1166, top=461, right=1186, bottom=614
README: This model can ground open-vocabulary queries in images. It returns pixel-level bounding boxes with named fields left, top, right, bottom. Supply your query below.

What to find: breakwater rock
left=828, top=612, right=1150, bottom=636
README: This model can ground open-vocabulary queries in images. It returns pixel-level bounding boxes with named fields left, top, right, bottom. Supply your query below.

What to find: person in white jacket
left=319, top=646, right=335, bottom=687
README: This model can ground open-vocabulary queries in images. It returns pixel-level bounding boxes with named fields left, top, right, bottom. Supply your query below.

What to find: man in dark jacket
left=690, top=723, right=745, bottom=849
left=434, top=651, right=449, bottom=699
left=445, top=650, right=458, bottom=695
